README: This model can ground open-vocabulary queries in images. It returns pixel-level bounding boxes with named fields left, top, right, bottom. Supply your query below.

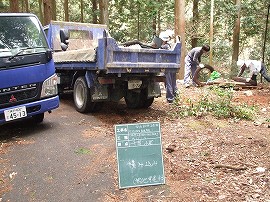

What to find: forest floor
left=99, top=82, right=270, bottom=201
left=1, top=82, right=270, bottom=202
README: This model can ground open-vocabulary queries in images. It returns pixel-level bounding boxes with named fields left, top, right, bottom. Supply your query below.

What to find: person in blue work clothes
left=159, top=30, right=178, bottom=103
left=184, top=45, right=210, bottom=88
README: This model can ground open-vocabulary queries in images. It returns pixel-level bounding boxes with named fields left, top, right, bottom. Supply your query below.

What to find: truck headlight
left=41, top=74, right=58, bottom=98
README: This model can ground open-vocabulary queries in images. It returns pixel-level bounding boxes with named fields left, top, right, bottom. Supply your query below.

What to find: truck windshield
left=0, top=16, right=48, bottom=58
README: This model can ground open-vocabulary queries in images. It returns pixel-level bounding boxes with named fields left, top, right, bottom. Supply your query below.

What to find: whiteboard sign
left=115, top=122, right=165, bottom=189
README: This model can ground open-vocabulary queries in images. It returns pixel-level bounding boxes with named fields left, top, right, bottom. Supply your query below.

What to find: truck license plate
left=128, top=80, right=142, bottom=89
left=4, top=106, right=27, bottom=121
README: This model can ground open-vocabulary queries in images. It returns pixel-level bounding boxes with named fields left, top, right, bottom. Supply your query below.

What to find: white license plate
left=128, top=80, right=142, bottom=89
left=4, top=106, right=27, bottom=121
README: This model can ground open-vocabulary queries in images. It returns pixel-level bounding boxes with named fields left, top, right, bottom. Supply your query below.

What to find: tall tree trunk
left=262, top=4, right=270, bottom=63
left=22, top=0, right=25, bottom=12
left=231, top=0, right=241, bottom=76
left=137, top=1, right=140, bottom=40
left=151, top=1, right=158, bottom=36
left=25, top=0, right=29, bottom=12
left=157, top=2, right=161, bottom=35
left=209, top=0, right=214, bottom=66
left=64, top=0, right=69, bottom=21
left=43, top=0, right=52, bottom=25
left=92, top=0, right=98, bottom=23
left=175, top=0, right=186, bottom=79
left=22, top=0, right=29, bottom=12
left=152, top=16, right=157, bottom=36
left=38, top=0, right=44, bottom=25
left=80, top=0, right=84, bottom=22
left=51, top=0, right=56, bottom=20
left=99, top=0, right=109, bottom=26
left=10, top=0, right=19, bottom=12
left=191, top=0, right=199, bottom=48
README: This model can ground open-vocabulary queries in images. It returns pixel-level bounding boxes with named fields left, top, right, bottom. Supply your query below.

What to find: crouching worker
left=233, top=60, right=270, bottom=86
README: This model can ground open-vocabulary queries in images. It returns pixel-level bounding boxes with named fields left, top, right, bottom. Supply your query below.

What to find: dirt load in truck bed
left=53, top=48, right=97, bottom=63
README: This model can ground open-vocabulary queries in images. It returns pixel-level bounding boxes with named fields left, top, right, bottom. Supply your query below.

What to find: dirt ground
left=97, top=83, right=270, bottom=201
left=1, top=83, right=270, bottom=201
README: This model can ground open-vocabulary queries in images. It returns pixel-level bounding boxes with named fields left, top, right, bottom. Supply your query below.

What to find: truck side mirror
left=60, top=29, right=69, bottom=51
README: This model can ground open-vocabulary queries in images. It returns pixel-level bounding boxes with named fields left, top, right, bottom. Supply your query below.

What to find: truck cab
left=0, top=13, right=59, bottom=124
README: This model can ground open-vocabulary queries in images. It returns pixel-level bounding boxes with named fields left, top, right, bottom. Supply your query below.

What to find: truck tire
left=193, top=65, right=214, bottom=86
left=32, top=113, right=44, bottom=124
left=139, top=88, right=154, bottom=108
left=73, top=76, right=98, bottom=113
left=125, top=90, right=141, bottom=109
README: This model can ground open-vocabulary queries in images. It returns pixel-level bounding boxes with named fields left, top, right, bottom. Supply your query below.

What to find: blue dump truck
left=45, top=21, right=181, bottom=113
left=0, top=13, right=59, bottom=124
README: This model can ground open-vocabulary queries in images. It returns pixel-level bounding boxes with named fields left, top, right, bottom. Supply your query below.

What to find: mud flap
left=91, top=84, right=109, bottom=101
left=147, top=82, right=161, bottom=98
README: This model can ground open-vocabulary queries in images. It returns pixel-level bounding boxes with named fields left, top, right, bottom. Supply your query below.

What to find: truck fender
left=85, top=71, right=96, bottom=88
left=84, top=71, right=109, bottom=101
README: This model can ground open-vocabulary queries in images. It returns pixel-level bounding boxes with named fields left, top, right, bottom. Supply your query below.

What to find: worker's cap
left=159, top=31, right=170, bottom=42
left=236, top=59, right=245, bottom=67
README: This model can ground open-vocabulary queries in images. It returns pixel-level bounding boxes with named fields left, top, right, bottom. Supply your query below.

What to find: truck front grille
left=0, top=83, right=40, bottom=109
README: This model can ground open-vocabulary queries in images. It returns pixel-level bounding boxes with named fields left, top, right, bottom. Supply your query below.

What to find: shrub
left=171, top=86, right=257, bottom=120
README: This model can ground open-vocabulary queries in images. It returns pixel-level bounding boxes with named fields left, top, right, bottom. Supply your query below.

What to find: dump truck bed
left=47, top=21, right=181, bottom=74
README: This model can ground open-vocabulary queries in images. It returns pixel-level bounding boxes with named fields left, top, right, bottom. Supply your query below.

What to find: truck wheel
left=193, top=65, right=214, bottom=86
left=142, top=97, right=154, bottom=108
left=125, top=90, right=141, bottom=109
left=32, top=113, right=44, bottom=124
left=139, top=88, right=154, bottom=108
left=73, top=77, right=95, bottom=113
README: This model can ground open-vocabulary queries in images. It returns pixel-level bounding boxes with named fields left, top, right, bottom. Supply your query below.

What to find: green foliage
left=2, top=0, right=269, bottom=69
left=109, top=0, right=174, bottom=42
left=0, top=0, right=9, bottom=12
left=184, top=1, right=270, bottom=70
left=75, top=148, right=91, bottom=154
left=171, top=86, right=257, bottom=120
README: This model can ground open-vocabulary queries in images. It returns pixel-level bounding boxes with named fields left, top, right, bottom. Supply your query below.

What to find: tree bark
left=191, top=0, right=199, bottom=48
left=64, top=0, right=69, bottom=22
left=92, top=0, right=98, bottom=23
left=209, top=0, right=214, bottom=66
left=99, top=0, right=109, bottom=26
left=151, top=1, right=159, bottom=36
left=157, top=5, right=161, bottom=35
left=175, top=0, right=186, bottom=79
left=10, top=0, right=19, bottom=12
left=80, top=0, right=84, bottom=22
left=51, top=0, right=56, bottom=20
left=43, top=0, right=52, bottom=25
left=38, top=0, right=44, bottom=25
left=156, top=0, right=161, bottom=35
left=137, top=1, right=140, bottom=40
left=152, top=16, right=157, bottom=36
left=22, top=0, right=29, bottom=12
left=231, top=0, right=241, bottom=76
left=262, top=4, right=270, bottom=63
left=25, top=0, right=29, bottom=12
